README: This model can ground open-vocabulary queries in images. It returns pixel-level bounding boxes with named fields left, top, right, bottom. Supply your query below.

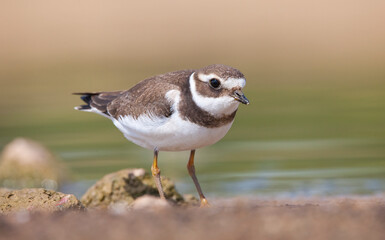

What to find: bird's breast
left=112, top=112, right=234, bottom=151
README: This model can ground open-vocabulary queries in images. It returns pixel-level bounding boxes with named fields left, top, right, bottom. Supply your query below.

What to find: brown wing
left=108, top=70, right=193, bottom=120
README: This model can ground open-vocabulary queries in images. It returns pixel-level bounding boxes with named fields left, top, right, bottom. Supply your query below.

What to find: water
left=57, top=138, right=385, bottom=198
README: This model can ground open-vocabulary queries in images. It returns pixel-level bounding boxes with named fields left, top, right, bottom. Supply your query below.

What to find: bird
left=74, top=64, right=249, bottom=206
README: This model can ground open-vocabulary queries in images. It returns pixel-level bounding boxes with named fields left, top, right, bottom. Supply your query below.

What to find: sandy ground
left=1, top=196, right=384, bottom=240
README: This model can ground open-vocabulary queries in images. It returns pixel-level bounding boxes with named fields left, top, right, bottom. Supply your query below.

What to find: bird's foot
left=200, top=198, right=210, bottom=207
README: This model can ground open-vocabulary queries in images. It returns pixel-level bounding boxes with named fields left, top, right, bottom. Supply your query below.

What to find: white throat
left=189, top=73, right=239, bottom=116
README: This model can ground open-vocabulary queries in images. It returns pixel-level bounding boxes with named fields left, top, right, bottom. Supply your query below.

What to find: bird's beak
left=232, top=90, right=250, bottom=105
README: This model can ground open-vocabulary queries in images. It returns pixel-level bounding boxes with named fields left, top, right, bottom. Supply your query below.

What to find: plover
left=74, top=64, right=249, bottom=206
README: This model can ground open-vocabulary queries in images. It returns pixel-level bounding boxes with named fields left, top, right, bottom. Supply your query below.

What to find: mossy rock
left=81, top=168, right=186, bottom=208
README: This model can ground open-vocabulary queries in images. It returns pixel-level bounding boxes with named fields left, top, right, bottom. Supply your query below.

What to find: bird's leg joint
left=151, top=164, right=161, bottom=177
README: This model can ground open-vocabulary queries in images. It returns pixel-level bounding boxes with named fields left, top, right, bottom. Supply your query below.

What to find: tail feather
left=73, top=91, right=122, bottom=116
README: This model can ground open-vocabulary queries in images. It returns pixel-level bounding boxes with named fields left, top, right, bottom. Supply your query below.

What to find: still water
left=59, top=138, right=385, bottom=199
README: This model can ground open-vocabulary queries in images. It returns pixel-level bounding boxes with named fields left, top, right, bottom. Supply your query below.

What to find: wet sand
left=1, top=196, right=384, bottom=240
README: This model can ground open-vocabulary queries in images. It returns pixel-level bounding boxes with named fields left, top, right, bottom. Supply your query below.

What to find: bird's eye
left=209, top=78, right=221, bottom=89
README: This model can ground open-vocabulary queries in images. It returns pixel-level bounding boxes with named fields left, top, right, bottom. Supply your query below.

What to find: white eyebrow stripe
left=197, top=73, right=246, bottom=89
left=222, top=77, right=246, bottom=89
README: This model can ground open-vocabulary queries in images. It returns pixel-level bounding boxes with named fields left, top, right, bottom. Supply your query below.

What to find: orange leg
left=187, top=150, right=209, bottom=207
left=151, top=148, right=165, bottom=199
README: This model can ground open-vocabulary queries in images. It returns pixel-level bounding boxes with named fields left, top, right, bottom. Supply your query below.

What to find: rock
left=108, top=196, right=171, bottom=214
left=81, top=168, right=185, bottom=208
left=0, top=138, right=67, bottom=190
left=131, top=195, right=171, bottom=211
left=0, top=188, right=84, bottom=214
left=183, top=194, right=200, bottom=207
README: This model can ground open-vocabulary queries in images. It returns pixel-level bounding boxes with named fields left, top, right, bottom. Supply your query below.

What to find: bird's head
left=189, top=64, right=249, bottom=116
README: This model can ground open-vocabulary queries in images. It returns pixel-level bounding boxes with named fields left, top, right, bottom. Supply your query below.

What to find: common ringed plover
left=74, top=64, right=249, bottom=206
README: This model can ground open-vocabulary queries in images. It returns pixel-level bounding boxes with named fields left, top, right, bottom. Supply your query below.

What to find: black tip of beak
left=240, top=97, right=250, bottom=105
left=233, top=90, right=250, bottom=105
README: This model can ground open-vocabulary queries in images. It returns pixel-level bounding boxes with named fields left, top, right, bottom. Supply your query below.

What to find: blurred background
left=0, top=0, right=384, bottom=198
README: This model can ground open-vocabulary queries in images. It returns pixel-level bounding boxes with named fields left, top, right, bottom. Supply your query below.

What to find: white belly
left=112, top=113, right=234, bottom=151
